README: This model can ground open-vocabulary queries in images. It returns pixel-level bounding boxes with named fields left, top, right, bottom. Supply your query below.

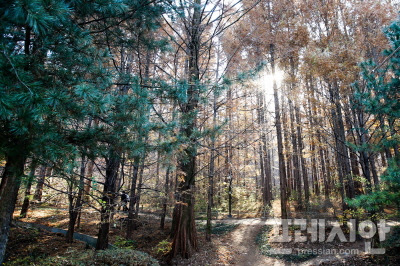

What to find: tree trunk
left=0, top=152, right=27, bottom=264
left=389, top=118, right=399, bottom=158
left=226, top=87, right=233, bottom=218
left=288, top=55, right=302, bottom=209
left=317, top=130, right=329, bottom=198
left=83, top=159, right=95, bottom=202
left=310, top=145, right=319, bottom=196
left=206, top=84, right=218, bottom=241
left=258, top=143, right=265, bottom=201
left=307, top=81, right=319, bottom=197
left=271, top=43, right=288, bottom=219
left=83, top=118, right=99, bottom=202
left=33, top=165, right=47, bottom=201
left=134, top=160, right=145, bottom=220
left=96, top=151, right=120, bottom=250
left=325, top=148, right=333, bottom=191
left=328, top=81, right=351, bottom=209
left=264, top=146, right=273, bottom=204
left=20, top=162, right=37, bottom=218
left=126, top=156, right=140, bottom=239
left=66, top=155, right=86, bottom=243
left=160, top=167, right=170, bottom=230
left=289, top=99, right=302, bottom=209
left=170, top=0, right=201, bottom=257
left=115, top=153, right=125, bottom=193
left=282, top=95, right=292, bottom=198
left=369, top=154, right=379, bottom=188
left=155, top=134, right=161, bottom=189
left=257, top=89, right=272, bottom=206
left=296, top=106, right=310, bottom=205
left=380, top=152, right=387, bottom=167
left=350, top=151, right=363, bottom=195
left=206, top=146, right=214, bottom=241
left=257, top=92, right=266, bottom=201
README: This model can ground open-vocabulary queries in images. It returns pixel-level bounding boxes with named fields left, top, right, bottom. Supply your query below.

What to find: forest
left=1, top=0, right=400, bottom=265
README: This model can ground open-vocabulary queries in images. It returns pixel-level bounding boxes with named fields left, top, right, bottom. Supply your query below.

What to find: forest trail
left=219, top=217, right=361, bottom=266
left=226, top=219, right=285, bottom=266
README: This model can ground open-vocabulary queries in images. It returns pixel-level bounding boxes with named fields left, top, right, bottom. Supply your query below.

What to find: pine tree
left=0, top=0, right=123, bottom=262
left=349, top=18, right=400, bottom=213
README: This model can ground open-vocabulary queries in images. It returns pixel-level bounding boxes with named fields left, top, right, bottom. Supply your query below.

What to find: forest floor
left=5, top=200, right=400, bottom=265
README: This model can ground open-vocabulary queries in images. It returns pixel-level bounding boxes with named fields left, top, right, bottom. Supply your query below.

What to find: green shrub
left=153, top=240, right=172, bottom=256
left=382, top=225, right=400, bottom=249
left=113, top=236, right=137, bottom=249
left=4, top=253, right=46, bottom=266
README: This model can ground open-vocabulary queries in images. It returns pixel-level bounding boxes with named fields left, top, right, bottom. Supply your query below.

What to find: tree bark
left=264, top=146, right=273, bottom=204
left=308, top=81, right=320, bottom=197
left=33, top=165, right=47, bottom=201
left=83, top=159, right=95, bottom=202
left=258, top=143, right=265, bottom=201
left=288, top=55, right=302, bottom=209
left=206, top=85, right=218, bottom=241
left=126, top=156, right=139, bottom=239
left=369, top=154, right=379, bottom=188
left=96, top=150, right=120, bottom=250
left=83, top=118, right=98, bottom=202
left=295, top=106, right=310, bottom=204
left=170, top=0, right=201, bottom=257
left=328, top=81, right=352, bottom=209
left=20, top=161, right=37, bottom=218
left=257, top=90, right=272, bottom=206
left=134, top=159, right=145, bottom=220
left=160, top=167, right=170, bottom=230
left=289, top=99, right=302, bottom=209
left=66, top=155, right=86, bottom=243
left=271, top=43, right=288, bottom=219
left=350, top=151, right=363, bottom=195
left=282, top=95, right=292, bottom=198
left=0, top=152, right=27, bottom=264
left=206, top=145, right=214, bottom=241
left=317, top=131, right=329, bottom=198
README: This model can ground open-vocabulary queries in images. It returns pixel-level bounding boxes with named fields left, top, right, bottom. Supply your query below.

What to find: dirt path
left=219, top=218, right=361, bottom=266
left=226, top=219, right=288, bottom=266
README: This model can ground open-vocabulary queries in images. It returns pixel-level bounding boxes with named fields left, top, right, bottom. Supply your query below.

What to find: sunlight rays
left=260, top=69, right=285, bottom=96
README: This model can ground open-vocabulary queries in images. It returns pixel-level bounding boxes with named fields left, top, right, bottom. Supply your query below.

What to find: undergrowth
left=5, top=248, right=159, bottom=266
left=198, top=222, right=238, bottom=235
left=256, top=225, right=317, bottom=263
